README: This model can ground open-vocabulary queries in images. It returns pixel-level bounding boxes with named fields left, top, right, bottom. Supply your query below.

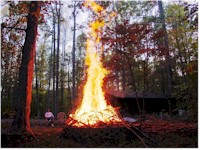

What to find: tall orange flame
left=67, top=0, right=121, bottom=127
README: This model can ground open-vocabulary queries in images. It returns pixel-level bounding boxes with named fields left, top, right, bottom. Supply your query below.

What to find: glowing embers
left=67, top=108, right=121, bottom=128
left=66, top=0, right=121, bottom=128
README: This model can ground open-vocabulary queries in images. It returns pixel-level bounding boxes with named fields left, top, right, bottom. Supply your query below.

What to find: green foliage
left=75, top=33, right=86, bottom=88
left=35, top=41, right=48, bottom=87
left=1, top=1, right=28, bottom=112
left=164, top=3, right=198, bottom=118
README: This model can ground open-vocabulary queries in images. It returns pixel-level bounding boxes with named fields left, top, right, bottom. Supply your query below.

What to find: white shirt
left=45, top=112, right=54, bottom=118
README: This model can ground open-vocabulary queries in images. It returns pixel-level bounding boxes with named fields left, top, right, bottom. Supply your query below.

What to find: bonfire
left=66, top=0, right=121, bottom=128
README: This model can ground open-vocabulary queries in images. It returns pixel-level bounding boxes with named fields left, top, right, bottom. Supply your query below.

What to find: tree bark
left=47, top=39, right=53, bottom=110
left=158, top=1, right=173, bottom=98
left=142, top=60, right=146, bottom=114
left=127, top=56, right=141, bottom=115
left=60, top=21, right=67, bottom=111
left=72, top=1, right=77, bottom=102
left=35, top=54, right=39, bottom=119
left=51, top=3, right=56, bottom=115
left=10, top=1, right=41, bottom=136
left=158, top=1, right=173, bottom=114
left=55, top=1, right=61, bottom=118
left=67, top=58, right=71, bottom=105
left=121, top=56, right=126, bottom=91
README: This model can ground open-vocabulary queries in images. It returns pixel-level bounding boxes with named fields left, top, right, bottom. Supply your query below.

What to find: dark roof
left=107, top=90, right=166, bottom=99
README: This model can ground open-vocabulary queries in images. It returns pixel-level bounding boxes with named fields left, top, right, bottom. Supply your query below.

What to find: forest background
left=1, top=0, right=198, bottom=121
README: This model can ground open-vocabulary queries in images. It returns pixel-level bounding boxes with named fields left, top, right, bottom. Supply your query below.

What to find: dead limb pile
left=136, top=115, right=197, bottom=134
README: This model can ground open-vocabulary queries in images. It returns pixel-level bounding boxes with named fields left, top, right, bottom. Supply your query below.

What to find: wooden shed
left=106, top=90, right=176, bottom=115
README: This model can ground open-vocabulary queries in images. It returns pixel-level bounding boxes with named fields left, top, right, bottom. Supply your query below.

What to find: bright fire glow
left=67, top=0, right=121, bottom=127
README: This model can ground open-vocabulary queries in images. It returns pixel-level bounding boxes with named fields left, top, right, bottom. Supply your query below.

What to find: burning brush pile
left=60, top=1, right=132, bottom=146
left=66, top=0, right=122, bottom=128
left=61, top=0, right=149, bottom=146
left=60, top=1, right=148, bottom=147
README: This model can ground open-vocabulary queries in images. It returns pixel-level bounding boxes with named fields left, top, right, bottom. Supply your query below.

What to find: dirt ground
left=1, top=119, right=198, bottom=148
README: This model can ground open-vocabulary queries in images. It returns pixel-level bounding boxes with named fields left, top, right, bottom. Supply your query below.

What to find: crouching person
left=45, top=108, right=55, bottom=127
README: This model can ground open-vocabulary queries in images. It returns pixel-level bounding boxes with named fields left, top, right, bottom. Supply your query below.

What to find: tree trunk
left=158, top=1, right=173, bottom=98
left=35, top=54, right=39, bottom=119
left=127, top=56, right=141, bottom=115
left=113, top=1, right=119, bottom=91
left=47, top=34, right=53, bottom=109
left=121, top=55, right=126, bottom=91
left=55, top=1, right=61, bottom=118
left=142, top=60, right=146, bottom=114
left=158, top=1, right=173, bottom=114
left=116, top=69, right=119, bottom=91
left=72, top=1, right=76, bottom=102
left=8, top=51, right=15, bottom=109
left=47, top=21, right=54, bottom=110
left=10, top=1, right=41, bottom=136
left=52, top=4, right=56, bottom=115
left=60, top=21, right=67, bottom=112
left=67, top=58, right=71, bottom=106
